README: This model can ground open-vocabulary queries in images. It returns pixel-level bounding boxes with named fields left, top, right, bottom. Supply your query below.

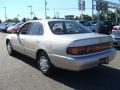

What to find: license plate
left=99, top=57, right=109, bottom=64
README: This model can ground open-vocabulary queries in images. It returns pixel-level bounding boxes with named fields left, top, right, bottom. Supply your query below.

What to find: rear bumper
left=112, top=34, right=120, bottom=47
left=113, top=38, right=120, bottom=47
left=49, top=48, right=116, bottom=71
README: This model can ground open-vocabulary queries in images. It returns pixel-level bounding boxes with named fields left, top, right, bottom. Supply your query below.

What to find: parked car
left=90, top=21, right=97, bottom=24
left=0, top=23, right=16, bottom=33
left=0, top=24, right=4, bottom=32
left=76, top=20, right=93, bottom=31
left=7, top=22, right=23, bottom=33
left=111, top=24, right=120, bottom=47
left=0, top=23, right=8, bottom=32
left=6, top=19, right=116, bottom=75
left=92, top=20, right=114, bottom=35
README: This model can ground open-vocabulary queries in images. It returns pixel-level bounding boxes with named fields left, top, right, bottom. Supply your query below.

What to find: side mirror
left=16, top=30, right=19, bottom=35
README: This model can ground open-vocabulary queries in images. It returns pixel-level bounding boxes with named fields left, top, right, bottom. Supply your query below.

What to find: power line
left=48, top=8, right=92, bottom=11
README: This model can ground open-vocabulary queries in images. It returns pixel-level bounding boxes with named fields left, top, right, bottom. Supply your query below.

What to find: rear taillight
left=67, top=47, right=86, bottom=55
left=112, top=27, right=120, bottom=31
left=67, top=42, right=113, bottom=55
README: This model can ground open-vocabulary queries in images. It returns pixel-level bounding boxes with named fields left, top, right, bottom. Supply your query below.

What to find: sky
left=0, top=0, right=119, bottom=21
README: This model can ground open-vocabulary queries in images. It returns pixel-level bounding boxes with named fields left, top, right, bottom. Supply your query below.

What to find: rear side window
left=28, top=22, right=44, bottom=35
left=48, top=21, right=91, bottom=35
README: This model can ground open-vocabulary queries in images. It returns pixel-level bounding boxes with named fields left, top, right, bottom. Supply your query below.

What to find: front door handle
left=21, top=38, right=24, bottom=40
left=36, top=41, right=39, bottom=43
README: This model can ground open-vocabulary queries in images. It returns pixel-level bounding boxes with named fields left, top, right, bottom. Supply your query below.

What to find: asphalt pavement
left=0, top=33, right=120, bottom=90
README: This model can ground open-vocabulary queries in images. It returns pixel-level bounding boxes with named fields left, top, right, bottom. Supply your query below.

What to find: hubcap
left=39, top=56, right=49, bottom=72
left=7, top=43, right=12, bottom=54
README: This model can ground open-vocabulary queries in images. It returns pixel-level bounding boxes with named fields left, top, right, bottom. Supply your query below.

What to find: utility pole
left=81, top=0, right=83, bottom=20
left=116, top=8, right=118, bottom=23
left=92, top=0, right=94, bottom=21
left=45, top=0, right=47, bottom=19
left=28, top=5, right=33, bottom=19
left=4, top=7, right=7, bottom=21
left=117, top=0, right=120, bottom=23
left=54, top=8, right=56, bottom=18
left=115, top=0, right=120, bottom=23
left=97, top=0, right=101, bottom=22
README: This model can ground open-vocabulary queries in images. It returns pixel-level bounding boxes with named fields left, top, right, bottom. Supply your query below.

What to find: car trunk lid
left=64, top=33, right=113, bottom=47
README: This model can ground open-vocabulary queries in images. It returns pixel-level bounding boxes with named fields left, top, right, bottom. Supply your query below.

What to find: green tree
left=13, top=18, right=20, bottom=23
left=94, top=0, right=109, bottom=21
left=83, top=14, right=92, bottom=21
left=32, top=17, right=38, bottom=20
left=6, top=19, right=14, bottom=22
left=79, top=14, right=92, bottom=21
left=46, top=16, right=51, bottom=19
left=107, top=10, right=115, bottom=21
left=74, top=16, right=80, bottom=20
left=115, top=9, right=120, bottom=23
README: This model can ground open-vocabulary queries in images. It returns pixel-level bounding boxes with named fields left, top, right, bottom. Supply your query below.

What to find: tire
left=6, top=41, right=14, bottom=55
left=37, top=52, right=54, bottom=76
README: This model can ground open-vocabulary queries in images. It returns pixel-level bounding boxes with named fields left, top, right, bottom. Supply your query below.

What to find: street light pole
left=92, top=0, right=94, bottom=21
left=116, top=8, right=118, bottom=23
left=4, top=7, right=7, bottom=21
left=54, top=8, right=56, bottom=18
left=45, top=0, right=47, bottom=19
left=80, top=0, right=83, bottom=20
left=115, top=0, right=120, bottom=23
left=28, top=5, right=33, bottom=19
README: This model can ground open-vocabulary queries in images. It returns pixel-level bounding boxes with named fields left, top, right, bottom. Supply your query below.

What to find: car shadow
left=12, top=52, right=120, bottom=90
left=114, top=47, right=120, bottom=51
left=12, top=52, right=38, bottom=69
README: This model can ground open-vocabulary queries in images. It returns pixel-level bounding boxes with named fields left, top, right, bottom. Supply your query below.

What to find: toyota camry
left=6, top=19, right=116, bottom=75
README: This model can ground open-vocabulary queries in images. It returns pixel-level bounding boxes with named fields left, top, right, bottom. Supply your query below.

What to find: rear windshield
left=48, top=21, right=91, bottom=35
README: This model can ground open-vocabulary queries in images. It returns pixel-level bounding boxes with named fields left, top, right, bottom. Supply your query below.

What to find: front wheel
left=37, top=52, right=54, bottom=76
left=6, top=41, right=14, bottom=55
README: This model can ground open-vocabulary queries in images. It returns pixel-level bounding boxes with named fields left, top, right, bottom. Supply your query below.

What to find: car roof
left=27, top=19, right=74, bottom=23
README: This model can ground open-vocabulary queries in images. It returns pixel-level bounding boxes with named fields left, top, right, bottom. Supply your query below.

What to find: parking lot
left=0, top=32, right=120, bottom=90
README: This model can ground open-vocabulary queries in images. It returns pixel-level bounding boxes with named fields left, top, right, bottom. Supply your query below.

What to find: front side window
left=48, top=21, right=91, bottom=35
left=19, top=23, right=31, bottom=35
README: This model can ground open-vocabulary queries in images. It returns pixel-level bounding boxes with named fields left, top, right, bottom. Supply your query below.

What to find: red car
left=7, top=23, right=23, bottom=33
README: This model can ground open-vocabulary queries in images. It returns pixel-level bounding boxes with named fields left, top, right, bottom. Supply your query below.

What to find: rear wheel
left=37, top=52, right=54, bottom=76
left=6, top=41, right=14, bottom=55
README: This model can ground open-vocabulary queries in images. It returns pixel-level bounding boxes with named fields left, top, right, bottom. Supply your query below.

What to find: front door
left=24, top=22, right=44, bottom=59
left=12, top=23, right=31, bottom=54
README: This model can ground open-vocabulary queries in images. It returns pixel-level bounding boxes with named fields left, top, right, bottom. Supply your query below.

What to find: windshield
left=48, top=21, right=91, bottom=35
left=80, top=21, right=91, bottom=26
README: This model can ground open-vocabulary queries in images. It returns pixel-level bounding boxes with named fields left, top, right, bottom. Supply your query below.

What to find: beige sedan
left=6, top=19, right=116, bottom=75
